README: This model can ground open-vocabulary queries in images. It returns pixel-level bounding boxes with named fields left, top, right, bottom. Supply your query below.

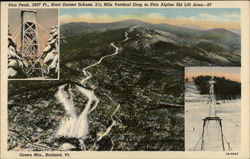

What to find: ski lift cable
left=36, top=23, right=53, bottom=51
left=23, top=57, right=42, bottom=77
left=193, top=135, right=202, bottom=151
left=37, top=35, right=46, bottom=50
left=222, top=133, right=233, bottom=151
left=12, top=24, right=22, bottom=39
left=13, top=33, right=20, bottom=47
left=37, top=22, right=49, bottom=34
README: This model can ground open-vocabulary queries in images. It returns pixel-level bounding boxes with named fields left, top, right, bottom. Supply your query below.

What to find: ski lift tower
left=20, top=10, right=42, bottom=77
left=200, top=76, right=225, bottom=151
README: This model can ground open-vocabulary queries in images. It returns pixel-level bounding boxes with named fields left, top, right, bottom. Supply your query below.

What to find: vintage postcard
left=1, top=1, right=249, bottom=159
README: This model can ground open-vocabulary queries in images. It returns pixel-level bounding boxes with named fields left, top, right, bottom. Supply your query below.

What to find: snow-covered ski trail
left=55, top=28, right=133, bottom=146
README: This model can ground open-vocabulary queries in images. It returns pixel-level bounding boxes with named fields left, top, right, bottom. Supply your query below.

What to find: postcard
left=1, top=1, right=249, bottom=159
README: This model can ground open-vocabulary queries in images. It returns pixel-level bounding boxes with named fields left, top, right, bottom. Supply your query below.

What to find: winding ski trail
left=55, top=28, right=132, bottom=148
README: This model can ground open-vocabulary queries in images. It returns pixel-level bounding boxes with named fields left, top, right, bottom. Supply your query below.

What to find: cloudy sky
left=60, top=8, right=240, bottom=29
left=185, top=67, right=240, bottom=82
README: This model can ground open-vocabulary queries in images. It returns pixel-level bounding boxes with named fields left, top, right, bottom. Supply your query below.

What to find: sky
left=60, top=8, right=240, bottom=29
left=9, top=9, right=58, bottom=53
left=185, top=67, right=240, bottom=82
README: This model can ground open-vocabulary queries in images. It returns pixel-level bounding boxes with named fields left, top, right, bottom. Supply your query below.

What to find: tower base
left=201, top=116, right=225, bottom=151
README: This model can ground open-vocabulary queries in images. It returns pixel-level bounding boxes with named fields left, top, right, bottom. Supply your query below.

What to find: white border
left=1, top=1, right=249, bottom=159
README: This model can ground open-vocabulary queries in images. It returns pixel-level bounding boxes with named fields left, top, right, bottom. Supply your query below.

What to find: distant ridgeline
left=193, top=76, right=241, bottom=100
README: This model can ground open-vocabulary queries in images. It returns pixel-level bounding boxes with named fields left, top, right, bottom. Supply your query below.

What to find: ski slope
left=185, top=82, right=240, bottom=151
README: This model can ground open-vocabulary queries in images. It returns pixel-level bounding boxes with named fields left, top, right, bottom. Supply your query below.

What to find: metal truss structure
left=20, top=10, right=42, bottom=77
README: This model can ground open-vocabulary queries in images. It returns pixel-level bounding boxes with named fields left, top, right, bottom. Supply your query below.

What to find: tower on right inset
left=200, top=77, right=230, bottom=151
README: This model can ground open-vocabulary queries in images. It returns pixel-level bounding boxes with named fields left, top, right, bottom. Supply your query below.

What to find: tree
left=193, top=75, right=240, bottom=100
left=41, top=25, right=59, bottom=78
left=8, top=27, right=27, bottom=78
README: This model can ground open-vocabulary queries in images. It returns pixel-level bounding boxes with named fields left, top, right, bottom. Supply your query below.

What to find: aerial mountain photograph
left=8, top=8, right=240, bottom=151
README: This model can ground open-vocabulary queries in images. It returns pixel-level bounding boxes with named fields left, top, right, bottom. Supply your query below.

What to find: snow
left=8, top=35, right=15, bottom=43
left=49, top=38, right=57, bottom=45
left=97, top=121, right=116, bottom=141
left=82, top=42, right=119, bottom=71
left=53, top=30, right=59, bottom=37
left=207, top=53, right=230, bottom=63
left=60, top=143, right=75, bottom=150
left=73, top=86, right=98, bottom=138
left=8, top=68, right=17, bottom=77
left=48, top=36, right=53, bottom=42
left=185, top=82, right=240, bottom=151
left=153, top=34, right=176, bottom=44
left=42, top=25, right=59, bottom=76
left=8, top=48, right=22, bottom=61
left=43, top=52, right=55, bottom=64
left=8, top=29, right=29, bottom=78
left=129, top=26, right=138, bottom=32
left=55, top=85, right=78, bottom=137
left=97, top=104, right=120, bottom=141
left=44, top=51, right=59, bottom=73
left=8, top=100, right=14, bottom=104
left=123, top=32, right=129, bottom=41
left=66, top=40, right=121, bottom=139
left=8, top=59, right=17, bottom=67
left=43, top=45, right=51, bottom=53
left=80, top=71, right=92, bottom=84
left=49, top=54, right=58, bottom=69
left=8, top=48, right=17, bottom=56
left=55, top=76, right=99, bottom=139
left=55, top=29, right=130, bottom=147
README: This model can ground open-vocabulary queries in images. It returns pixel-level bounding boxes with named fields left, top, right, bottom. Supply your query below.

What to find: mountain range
left=8, top=19, right=240, bottom=151
left=61, top=19, right=240, bottom=67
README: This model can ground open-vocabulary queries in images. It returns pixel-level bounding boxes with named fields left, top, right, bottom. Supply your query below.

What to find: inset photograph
left=185, top=67, right=240, bottom=151
left=8, top=9, right=59, bottom=79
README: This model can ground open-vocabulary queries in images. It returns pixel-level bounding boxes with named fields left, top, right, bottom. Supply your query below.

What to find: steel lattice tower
left=20, top=10, right=42, bottom=77
left=21, top=10, right=39, bottom=59
left=200, top=77, right=225, bottom=151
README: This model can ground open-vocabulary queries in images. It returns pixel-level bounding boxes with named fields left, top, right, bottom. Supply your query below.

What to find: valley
left=8, top=20, right=240, bottom=151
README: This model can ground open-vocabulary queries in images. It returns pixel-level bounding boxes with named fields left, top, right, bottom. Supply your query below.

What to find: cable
left=193, top=135, right=202, bottom=151
left=12, top=24, right=22, bottom=39
left=222, top=133, right=233, bottom=151
left=37, top=23, right=49, bottom=34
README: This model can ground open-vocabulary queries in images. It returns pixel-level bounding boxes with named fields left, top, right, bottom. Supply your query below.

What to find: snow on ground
left=185, top=82, right=240, bottom=151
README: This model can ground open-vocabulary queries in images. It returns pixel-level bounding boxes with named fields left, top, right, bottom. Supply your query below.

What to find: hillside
left=8, top=21, right=240, bottom=151
left=61, top=20, right=241, bottom=55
